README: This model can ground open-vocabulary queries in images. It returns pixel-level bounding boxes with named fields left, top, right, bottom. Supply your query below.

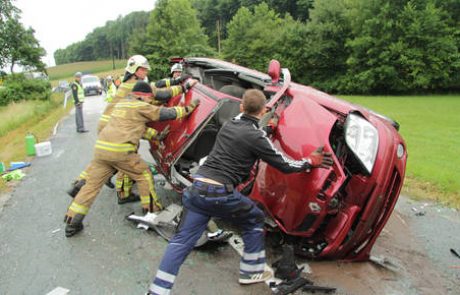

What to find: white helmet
left=170, top=63, right=183, bottom=73
left=125, top=55, right=151, bottom=74
left=106, top=75, right=113, bottom=80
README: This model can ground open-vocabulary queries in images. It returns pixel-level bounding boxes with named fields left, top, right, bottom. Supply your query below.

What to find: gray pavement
left=0, top=95, right=269, bottom=295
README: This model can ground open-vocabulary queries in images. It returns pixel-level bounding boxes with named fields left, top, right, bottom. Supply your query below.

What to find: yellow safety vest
left=73, top=81, right=85, bottom=102
left=105, top=82, right=117, bottom=102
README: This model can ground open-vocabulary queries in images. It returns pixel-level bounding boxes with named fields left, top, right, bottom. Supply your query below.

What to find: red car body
left=148, top=57, right=407, bottom=261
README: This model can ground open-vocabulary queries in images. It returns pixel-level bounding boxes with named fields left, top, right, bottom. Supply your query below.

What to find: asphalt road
left=0, top=94, right=459, bottom=295
left=0, top=95, right=269, bottom=295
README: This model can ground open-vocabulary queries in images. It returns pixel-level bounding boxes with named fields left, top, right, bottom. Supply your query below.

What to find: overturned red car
left=148, top=57, right=407, bottom=261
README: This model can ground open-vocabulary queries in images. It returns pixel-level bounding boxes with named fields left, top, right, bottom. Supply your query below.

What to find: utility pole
left=112, top=44, right=115, bottom=70
left=216, top=19, right=221, bottom=55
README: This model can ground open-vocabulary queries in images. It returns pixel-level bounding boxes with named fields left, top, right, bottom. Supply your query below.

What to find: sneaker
left=207, top=229, right=233, bottom=242
left=239, top=270, right=273, bottom=285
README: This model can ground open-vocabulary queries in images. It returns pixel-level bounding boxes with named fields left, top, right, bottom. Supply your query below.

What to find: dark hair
left=242, top=89, right=266, bottom=115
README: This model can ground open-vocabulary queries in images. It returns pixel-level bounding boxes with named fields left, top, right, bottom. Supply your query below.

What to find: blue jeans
left=148, top=181, right=266, bottom=294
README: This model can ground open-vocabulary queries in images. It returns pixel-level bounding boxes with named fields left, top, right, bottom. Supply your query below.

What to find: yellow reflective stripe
left=79, top=171, right=88, bottom=179
left=114, top=102, right=148, bottom=109
left=142, top=170, right=162, bottom=209
left=115, top=102, right=147, bottom=106
left=95, top=145, right=135, bottom=152
left=171, top=86, right=181, bottom=97
left=123, top=175, right=132, bottom=196
left=143, top=128, right=157, bottom=140
left=99, top=115, right=111, bottom=122
left=166, top=79, right=171, bottom=88
left=69, top=202, right=89, bottom=215
left=96, top=140, right=135, bottom=148
left=174, top=106, right=185, bottom=118
left=95, top=141, right=136, bottom=152
left=140, top=195, right=150, bottom=206
left=116, top=180, right=123, bottom=190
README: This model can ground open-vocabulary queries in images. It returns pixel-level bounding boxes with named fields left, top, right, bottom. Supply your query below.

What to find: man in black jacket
left=147, top=89, right=333, bottom=294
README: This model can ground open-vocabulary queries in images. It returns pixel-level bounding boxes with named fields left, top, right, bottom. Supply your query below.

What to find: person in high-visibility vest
left=63, top=80, right=200, bottom=237
left=72, top=72, right=88, bottom=133
left=105, top=76, right=117, bottom=103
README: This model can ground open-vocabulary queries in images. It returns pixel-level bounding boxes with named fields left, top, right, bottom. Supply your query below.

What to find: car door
left=147, top=84, right=219, bottom=177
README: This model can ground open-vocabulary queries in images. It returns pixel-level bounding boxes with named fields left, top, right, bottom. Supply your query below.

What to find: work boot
left=64, top=214, right=85, bottom=237
left=117, top=191, right=140, bottom=204
left=105, top=176, right=115, bottom=189
left=66, top=179, right=86, bottom=198
left=142, top=204, right=162, bottom=214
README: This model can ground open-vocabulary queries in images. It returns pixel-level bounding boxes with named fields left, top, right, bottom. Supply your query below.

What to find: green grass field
left=47, top=59, right=126, bottom=80
left=339, top=95, right=460, bottom=208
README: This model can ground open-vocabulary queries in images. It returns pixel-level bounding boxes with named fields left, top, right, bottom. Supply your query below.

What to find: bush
left=0, top=74, right=51, bottom=106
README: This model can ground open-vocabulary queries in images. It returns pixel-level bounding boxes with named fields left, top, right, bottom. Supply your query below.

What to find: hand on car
left=306, top=146, right=334, bottom=169
left=185, top=98, right=200, bottom=115
left=184, top=79, right=198, bottom=91
left=157, top=125, right=170, bottom=141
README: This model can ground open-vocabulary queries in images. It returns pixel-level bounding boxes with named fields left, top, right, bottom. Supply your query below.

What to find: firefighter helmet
left=170, top=63, right=183, bottom=73
left=125, top=55, right=151, bottom=74
left=74, top=72, right=82, bottom=78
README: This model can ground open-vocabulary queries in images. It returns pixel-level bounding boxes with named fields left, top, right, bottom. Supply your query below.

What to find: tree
left=344, top=0, right=459, bottom=93
left=2, top=17, right=46, bottom=73
left=142, top=0, right=214, bottom=79
left=222, top=3, right=296, bottom=72
left=289, top=0, right=351, bottom=91
left=0, top=0, right=19, bottom=68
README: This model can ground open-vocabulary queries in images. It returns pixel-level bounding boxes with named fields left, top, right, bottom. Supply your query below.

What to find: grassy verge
left=0, top=92, right=73, bottom=191
left=339, top=95, right=460, bottom=209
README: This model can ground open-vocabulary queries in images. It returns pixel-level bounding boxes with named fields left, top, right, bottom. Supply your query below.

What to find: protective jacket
left=96, top=96, right=191, bottom=153
left=197, top=114, right=310, bottom=185
left=71, top=81, right=85, bottom=104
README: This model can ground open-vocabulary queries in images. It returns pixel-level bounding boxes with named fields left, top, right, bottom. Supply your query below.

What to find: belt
left=192, top=180, right=234, bottom=197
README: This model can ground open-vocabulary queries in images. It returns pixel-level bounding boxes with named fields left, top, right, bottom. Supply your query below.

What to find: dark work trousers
left=149, top=180, right=266, bottom=295
left=75, top=103, right=85, bottom=132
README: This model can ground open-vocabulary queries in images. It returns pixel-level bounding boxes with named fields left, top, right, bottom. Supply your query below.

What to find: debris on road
left=1, top=169, right=26, bottom=181
left=46, top=286, right=70, bottom=295
left=450, top=248, right=460, bottom=259
left=369, top=255, right=400, bottom=273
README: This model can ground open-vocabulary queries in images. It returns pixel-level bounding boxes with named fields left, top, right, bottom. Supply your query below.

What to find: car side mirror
left=268, top=59, right=281, bottom=84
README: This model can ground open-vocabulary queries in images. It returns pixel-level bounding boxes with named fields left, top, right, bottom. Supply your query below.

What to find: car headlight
left=344, top=113, right=379, bottom=174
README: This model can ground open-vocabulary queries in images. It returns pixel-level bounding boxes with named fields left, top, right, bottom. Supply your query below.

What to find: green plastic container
left=25, top=133, right=37, bottom=156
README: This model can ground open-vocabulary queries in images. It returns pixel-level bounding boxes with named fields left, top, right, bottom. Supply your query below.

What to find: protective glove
left=156, top=125, right=170, bottom=142
left=178, top=74, right=192, bottom=83
left=305, top=146, right=334, bottom=169
left=184, top=98, right=200, bottom=115
left=182, top=79, right=198, bottom=92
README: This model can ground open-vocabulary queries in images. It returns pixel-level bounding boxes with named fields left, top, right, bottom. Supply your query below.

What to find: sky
left=13, top=0, right=155, bottom=67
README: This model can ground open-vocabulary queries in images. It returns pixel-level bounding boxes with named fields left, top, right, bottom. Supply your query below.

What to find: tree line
left=3, top=0, right=460, bottom=94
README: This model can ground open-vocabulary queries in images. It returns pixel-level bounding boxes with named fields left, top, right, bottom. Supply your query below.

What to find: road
left=0, top=95, right=458, bottom=295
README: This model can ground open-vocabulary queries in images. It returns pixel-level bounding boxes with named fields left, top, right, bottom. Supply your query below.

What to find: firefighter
left=104, top=76, right=117, bottom=103
left=147, top=89, right=334, bottom=294
left=68, top=55, right=188, bottom=202
left=64, top=80, right=200, bottom=237
left=72, top=72, right=88, bottom=133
